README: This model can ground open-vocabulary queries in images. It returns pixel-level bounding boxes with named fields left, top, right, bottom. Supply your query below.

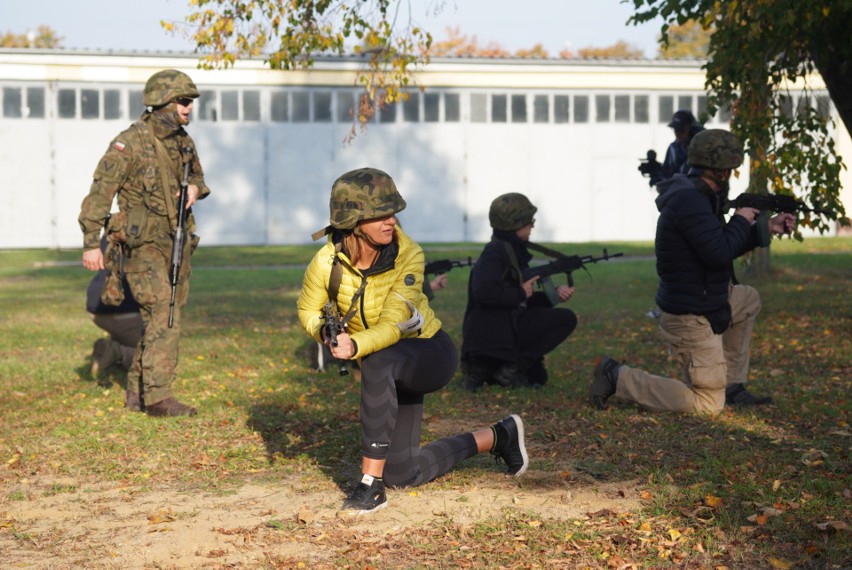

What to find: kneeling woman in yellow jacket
left=298, top=168, right=528, bottom=517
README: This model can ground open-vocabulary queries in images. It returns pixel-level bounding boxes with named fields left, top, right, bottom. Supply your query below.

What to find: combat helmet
left=143, top=69, right=200, bottom=107
left=311, top=168, right=406, bottom=240
left=688, top=129, right=744, bottom=170
left=489, top=193, right=537, bottom=231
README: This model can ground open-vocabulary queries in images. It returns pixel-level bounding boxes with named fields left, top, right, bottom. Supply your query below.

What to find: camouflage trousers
left=124, top=240, right=192, bottom=407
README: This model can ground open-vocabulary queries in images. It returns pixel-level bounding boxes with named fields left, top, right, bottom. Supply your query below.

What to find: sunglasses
left=175, top=97, right=195, bottom=106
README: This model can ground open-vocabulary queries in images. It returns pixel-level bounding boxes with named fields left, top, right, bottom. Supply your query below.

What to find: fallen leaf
left=772, top=480, right=781, bottom=492
left=704, top=494, right=723, bottom=508
left=815, top=520, right=848, bottom=532
left=767, top=556, right=794, bottom=569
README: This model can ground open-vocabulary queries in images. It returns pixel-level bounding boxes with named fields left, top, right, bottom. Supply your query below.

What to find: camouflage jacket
left=78, top=113, right=210, bottom=250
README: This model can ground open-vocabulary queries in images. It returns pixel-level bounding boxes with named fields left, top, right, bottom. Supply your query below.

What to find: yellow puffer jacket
left=297, top=226, right=442, bottom=358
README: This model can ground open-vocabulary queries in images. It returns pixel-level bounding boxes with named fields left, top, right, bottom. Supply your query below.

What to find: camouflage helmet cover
left=143, top=69, right=200, bottom=107
left=688, top=129, right=744, bottom=170
left=489, top=193, right=537, bottom=231
left=328, top=168, right=407, bottom=231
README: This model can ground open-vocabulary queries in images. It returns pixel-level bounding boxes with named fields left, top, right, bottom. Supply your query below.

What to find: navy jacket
left=654, top=173, right=759, bottom=330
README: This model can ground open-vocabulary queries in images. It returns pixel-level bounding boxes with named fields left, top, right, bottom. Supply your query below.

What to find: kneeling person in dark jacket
left=461, top=193, right=578, bottom=391
left=591, top=130, right=795, bottom=413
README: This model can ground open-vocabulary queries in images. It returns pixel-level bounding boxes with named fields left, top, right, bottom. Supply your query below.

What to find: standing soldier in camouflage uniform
left=78, top=69, right=210, bottom=417
left=591, top=130, right=795, bottom=414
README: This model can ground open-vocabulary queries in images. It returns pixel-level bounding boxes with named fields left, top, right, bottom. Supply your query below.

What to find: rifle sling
left=149, top=129, right=182, bottom=233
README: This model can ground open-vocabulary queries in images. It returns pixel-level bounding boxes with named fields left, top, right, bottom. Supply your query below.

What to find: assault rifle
left=168, top=148, right=193, bottom=328
left=725, top=192, right=830, bottom=246
left=320, top=301, right=349, bottom=376
left=522, top=249, right=623, bottom=305
left=424, top=256, right=474, bottom=275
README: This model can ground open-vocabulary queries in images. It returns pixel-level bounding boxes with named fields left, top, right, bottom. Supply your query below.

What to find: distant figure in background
left=88, top=238, right=143, bottom=378
left=658, top=110, right=705, bottom=187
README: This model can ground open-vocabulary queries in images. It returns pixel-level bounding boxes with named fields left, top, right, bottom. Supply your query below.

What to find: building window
left=634, top=95, right=649, bottom=123
left=197, top=90, right=217, bottom=121
left=658, top=95, right=674, bottom=123
left=26, top=87, right=45, bottom=118
left=292, top=92, right=310, bottom=122
left=595, top=95, right=610, bottom=122
left=58, top=88, right=76, bottom=118
left=677, top=95, right=692, bottom=113
left=314, top=91, right=331, bottom=122
left=554, top=95, right=569, bottom=123
left=129, top=90, right=144, bottom=117
left=104, top=89, right=121, bottom=120
left=81, top=89, right=99, bottom=119
left=335, top=91, right=353, bottom=122
left=533, top=95, right=549, bottom=123
left=614, top=94, right=630, bottom=122
left=419, top=93, right=437, bottom=122
left=444, top=93, right=460, bottom=122
left=244, top=90, right=261, bottom=121
left=492, top=94, right=507, bottom=122
left=511, top=94, right=527, bottom=123
left=574, top=95, right=589, bottom=123
left=3, top=87, right=22, bottom=118
left=697, top=95, right=708, bottom=119
left=379, top=97, right=397, bottom=123
left=221, top=90, right=239, bottom=121
left=403, top=92, right=419, bottom=122
left=471, top=93, right=487, bottom=123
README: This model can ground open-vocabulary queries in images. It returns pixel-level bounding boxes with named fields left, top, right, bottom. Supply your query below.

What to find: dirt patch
left=1, top=472, right=641, bottom=568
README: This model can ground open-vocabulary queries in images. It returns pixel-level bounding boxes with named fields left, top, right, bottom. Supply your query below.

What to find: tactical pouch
left=124, top=207, right=149, bottom=249
left=100, top=270, right=126, bottom=306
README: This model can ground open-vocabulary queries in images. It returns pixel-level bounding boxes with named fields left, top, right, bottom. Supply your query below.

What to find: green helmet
left=328, top=168, right=406, bottom=230
left=489, top=193, right=537, bottom=231
left=143, top=69, right=200, bottom=107
left=688, top=129, right=744, bottom=170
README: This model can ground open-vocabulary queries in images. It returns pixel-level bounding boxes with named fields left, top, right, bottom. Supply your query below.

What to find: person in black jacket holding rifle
left=591, top=129, right=795, bottom=413
left=461, top=193, right=578, bottom=391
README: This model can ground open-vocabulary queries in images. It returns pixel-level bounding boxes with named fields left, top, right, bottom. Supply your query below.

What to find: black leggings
left=359, top=330, right=478, bottom=488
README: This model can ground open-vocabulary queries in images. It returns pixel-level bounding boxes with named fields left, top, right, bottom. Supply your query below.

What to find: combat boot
left=125, top=389, right=142, bottom=412
left=461, top=359, right=491, bottom=392
left=145, top=398, right=197, bottom=417
left=520, top=356, right=548, bottom=386
left=91, top=338, right=123, bottom=377
left=492, top=363, right=529, bottom=388
left=590, top=356, right=621, bottom=410
left=725, top=383, right=773, bottom=406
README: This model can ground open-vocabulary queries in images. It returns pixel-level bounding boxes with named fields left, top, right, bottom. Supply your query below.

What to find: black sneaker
left=520, top=356, right=548, bottom=386
left=461, top=359, right=490, bottom=392
left=725, top=383, right=773, bottom=406
left=338, top=474, right=387, bottom=518
left=590, top=356, right=621, bottom=410
left=491, top=414, right=529, bottom=477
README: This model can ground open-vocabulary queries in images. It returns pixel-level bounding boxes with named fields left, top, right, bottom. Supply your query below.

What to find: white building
left=0, top=49, right=847, bottom=249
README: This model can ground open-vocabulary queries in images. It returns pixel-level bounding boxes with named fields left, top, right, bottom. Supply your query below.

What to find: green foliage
left=164, top=0, right=433, bottom=131
left=629, top=0, right=848, bottom=234
left=0, top=25, right=63, bottom=48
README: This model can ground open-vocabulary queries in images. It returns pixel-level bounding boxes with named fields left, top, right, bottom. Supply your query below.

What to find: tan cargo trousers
left=614, top=284, right=761, bottom=414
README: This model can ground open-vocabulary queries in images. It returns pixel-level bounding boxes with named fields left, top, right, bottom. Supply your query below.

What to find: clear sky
left=2, top=0, right=664, bottom=57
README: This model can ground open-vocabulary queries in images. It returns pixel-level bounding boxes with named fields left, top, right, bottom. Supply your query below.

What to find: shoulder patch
left=112, top=141, right=126, bottom=152
left=404, top=273, right=416, bottom=286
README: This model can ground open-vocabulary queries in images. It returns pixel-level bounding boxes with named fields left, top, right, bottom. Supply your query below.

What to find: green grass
left=1, top=237, right=850, bottom=568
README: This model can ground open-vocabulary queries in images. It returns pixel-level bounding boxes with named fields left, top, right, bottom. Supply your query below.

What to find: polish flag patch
left=112, top=141, right=126, bottom=151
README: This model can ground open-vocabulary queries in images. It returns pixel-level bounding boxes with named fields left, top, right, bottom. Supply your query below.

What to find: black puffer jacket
left=654, top=173, right=759, bottom=326
left=461, top=231, right=552, bottom=361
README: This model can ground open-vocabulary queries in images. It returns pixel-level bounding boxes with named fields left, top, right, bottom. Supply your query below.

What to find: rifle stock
left=168, top=148, right=192, bottom=328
